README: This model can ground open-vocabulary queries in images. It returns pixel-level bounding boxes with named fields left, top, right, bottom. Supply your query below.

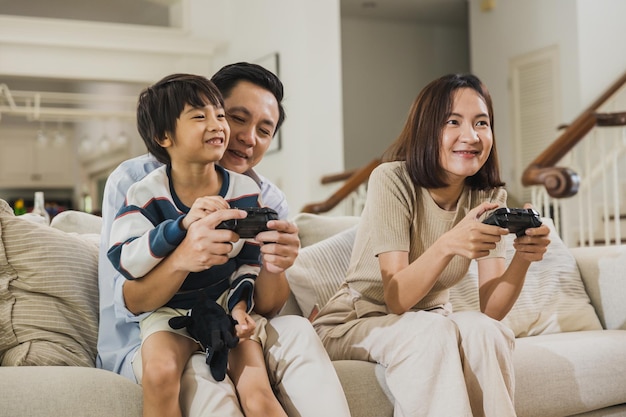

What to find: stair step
left=579, top=238, right=626, bottom=246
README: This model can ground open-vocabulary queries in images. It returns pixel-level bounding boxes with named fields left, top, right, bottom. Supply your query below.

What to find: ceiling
left=0, top=0, right=468, bottom=27
left=341, top=0, right=468, bottom=25
left=0, top=0, right=468, bottom=124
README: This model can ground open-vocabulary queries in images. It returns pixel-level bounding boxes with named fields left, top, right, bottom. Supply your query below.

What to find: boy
left=108, top=73, right=287, bottom=417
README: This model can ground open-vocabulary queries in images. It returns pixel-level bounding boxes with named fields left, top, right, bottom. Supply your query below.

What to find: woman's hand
left=443, top=202, right=509, bottom=259
left=512, top=204, right=551, bottom=262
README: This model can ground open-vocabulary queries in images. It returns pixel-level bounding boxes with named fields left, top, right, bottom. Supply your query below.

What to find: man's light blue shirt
left=96, top=153, right=289, bottom=381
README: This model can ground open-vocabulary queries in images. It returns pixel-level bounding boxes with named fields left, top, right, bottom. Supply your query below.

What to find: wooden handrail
left=320, top=168, right=359, bottom=185
left=300, top=158, right=381, bottom=214
left=522, top=71, right=626, bottom=198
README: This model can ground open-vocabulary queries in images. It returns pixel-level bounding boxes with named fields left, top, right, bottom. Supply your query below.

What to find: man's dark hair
left=136, top=73, right=224, bottom=164
left=211, top=62, right=285, bottom=135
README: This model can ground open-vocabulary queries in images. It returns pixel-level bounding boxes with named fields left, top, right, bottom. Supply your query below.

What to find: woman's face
left=439, top=87, right=493, bottom=185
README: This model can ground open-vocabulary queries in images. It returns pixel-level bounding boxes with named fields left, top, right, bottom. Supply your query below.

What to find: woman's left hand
left=512, top=203, right=551, bottom=262
left=513, top=223, right=550, bottom=262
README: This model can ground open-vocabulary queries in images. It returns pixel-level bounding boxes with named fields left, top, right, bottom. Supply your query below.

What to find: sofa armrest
left=569, top=245, right=626, bottom=330
left=0, top=366, right=142, bottom=417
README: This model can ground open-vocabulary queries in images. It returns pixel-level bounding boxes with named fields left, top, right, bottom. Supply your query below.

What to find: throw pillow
left=292, top=213, right=360, bottom=248
left=449, top=218, right=603, bottom=337
left=0, top=199, right=99, bottom=366
left=286, top=225, right=357, bottom=319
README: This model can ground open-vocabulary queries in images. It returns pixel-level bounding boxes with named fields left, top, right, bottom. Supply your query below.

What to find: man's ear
left=168, top=315, right=191, bottom=329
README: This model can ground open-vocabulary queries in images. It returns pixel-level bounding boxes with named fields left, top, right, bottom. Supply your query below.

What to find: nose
left=234, top=125, right=256, bottom=147
left=206, top=115, right=224, bottom=133
left=460, top=123, right=479, bottom=143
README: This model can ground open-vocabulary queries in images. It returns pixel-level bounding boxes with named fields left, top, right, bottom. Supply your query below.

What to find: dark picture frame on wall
left=254, top=52, right=281, bottom=154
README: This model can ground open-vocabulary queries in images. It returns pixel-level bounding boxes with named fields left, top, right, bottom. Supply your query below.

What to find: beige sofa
left=0, top=201, right=625, bottom=417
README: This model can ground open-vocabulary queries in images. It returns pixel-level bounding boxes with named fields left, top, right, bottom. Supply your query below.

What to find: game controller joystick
left=216, top=207, right=279, bottom=238
left=482, top=207, right=542, bottom=237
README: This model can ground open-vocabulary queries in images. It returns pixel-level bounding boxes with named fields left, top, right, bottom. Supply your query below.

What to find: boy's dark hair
left=136, top=73, right=224, bottom=164
left=211, top=62, right=285, bottom=135
left=383, top=73, right=504, bottom=190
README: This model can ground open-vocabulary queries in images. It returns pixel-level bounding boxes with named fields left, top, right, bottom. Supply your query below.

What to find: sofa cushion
left=514, top=330, right=626, bottom=416
left=0, top=199, right=99, bottom=366
left=450, top=218, right=603, bottom=337
left=569, top=245, right=626, bottom=331
left=286, top=225, right=357, bottom=318
left=293, top=213, right=360, bottom=248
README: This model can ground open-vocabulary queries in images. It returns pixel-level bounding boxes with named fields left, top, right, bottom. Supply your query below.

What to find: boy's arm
left=225, top=242, right=260, bottom=314
left=123, top=209, right=247, bottom=315
left=107, top=205, right=186, bottom=280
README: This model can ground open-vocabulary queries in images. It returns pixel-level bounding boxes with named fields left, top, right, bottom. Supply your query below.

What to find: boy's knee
left=142, top=357, right=182, bottom=391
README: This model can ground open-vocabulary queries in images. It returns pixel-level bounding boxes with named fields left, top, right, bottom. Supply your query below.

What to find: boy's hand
left=231, top=306, right=256, bottom=339
left=182, top=196, right=230, bottom=230
left=255, top=219, right=300, bottom=274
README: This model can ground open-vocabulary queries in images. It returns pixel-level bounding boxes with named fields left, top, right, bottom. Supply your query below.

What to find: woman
left=313, top=73, right=551, bottom=417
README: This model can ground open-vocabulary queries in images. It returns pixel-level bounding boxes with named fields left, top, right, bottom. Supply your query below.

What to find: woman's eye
left=476, top=120, right=489, bottom=127
left=446, top=119, right=459, bottom=125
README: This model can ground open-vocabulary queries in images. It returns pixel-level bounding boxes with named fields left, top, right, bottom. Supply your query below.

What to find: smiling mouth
left=228, top=149, right=248, bottom=159
left=204, top=137, right=225, bottom=147
left=454, top=150, right=480, bottom=155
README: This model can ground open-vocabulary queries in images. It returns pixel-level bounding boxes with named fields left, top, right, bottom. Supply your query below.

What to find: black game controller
left=482, top=207, right=542, bottom=237
left=216, top=207, right=279, bottom=238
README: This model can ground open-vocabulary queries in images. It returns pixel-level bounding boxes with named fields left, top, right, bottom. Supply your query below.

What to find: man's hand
left=254, top=219, right=300, bottom=274
left=172, top=208, right=248, bottom=272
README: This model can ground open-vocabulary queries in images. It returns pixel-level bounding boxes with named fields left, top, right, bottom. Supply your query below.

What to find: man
left=97, top=62, right=351, bottom=416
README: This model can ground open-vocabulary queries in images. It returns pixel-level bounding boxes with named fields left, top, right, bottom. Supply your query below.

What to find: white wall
left=576, top=0, right=626, bottom=106
left=194, top=0, right=344, bottom=216
left=341, top=17, right=469, bottom=170
left=468, top=0, right=626, bottom=201
left=468, top=0, right=580, bottom=200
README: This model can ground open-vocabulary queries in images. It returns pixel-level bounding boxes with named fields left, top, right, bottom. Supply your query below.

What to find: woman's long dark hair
left=383, top=73, right=504, bottom=190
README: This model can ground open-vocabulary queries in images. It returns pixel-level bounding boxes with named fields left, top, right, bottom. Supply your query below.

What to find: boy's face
left=161, top=103, right=230, bottom=165
left=219, top=80, right=280, bottom=174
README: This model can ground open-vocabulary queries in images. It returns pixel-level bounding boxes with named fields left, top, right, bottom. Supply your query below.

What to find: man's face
left=219, top=80, right=280, bottom=174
